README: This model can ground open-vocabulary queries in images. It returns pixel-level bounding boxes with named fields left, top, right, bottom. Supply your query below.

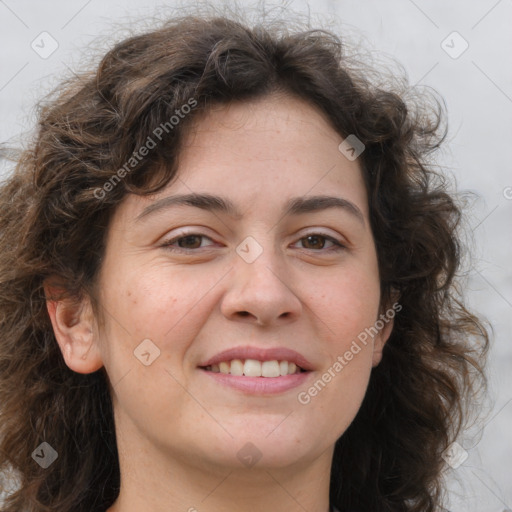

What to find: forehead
left=116, top=94, right=369, bottom=224
left=183, top=93, right=342, bottom=155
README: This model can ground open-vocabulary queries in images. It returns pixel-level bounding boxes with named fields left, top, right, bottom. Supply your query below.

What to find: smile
left=202, top=359, right=307, bottom=377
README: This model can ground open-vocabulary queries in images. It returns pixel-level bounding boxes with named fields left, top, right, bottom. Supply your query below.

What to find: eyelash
left=160, top=231, right=346, bottom=253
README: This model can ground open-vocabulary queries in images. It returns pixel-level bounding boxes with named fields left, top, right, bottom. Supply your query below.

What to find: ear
left=372, top=291, right=401, bottom=367
left=44, top=279, right=104, bottom=374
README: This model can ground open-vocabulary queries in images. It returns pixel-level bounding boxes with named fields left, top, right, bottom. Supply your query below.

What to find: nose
left=220, top=242, right=302, bottom=327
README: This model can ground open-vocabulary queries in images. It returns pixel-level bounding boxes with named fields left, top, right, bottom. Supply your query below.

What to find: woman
left=0, top=8, right=489, bottom=512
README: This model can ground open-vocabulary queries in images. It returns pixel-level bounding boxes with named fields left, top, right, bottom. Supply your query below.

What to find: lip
left=198, top=345, right=315, bottom=371
left=200, top=370, right=311, bottom=394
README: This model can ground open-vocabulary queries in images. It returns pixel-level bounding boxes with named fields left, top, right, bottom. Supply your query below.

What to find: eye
left=160, top=231, right=346, bottom=253
left=161, top=233, right=215, bottom=251
left=292, top=233, right=345, bottom=252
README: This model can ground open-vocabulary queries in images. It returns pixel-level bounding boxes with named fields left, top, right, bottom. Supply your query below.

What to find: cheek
left=304, top=263, right=380, bottom=347
left=298, top=270, right=378, bottom=432
left=96, top=265, right=217, bottom=425
left=99, top=264, right=220, bottom=363
left=304, top=261, right=380, bottom=423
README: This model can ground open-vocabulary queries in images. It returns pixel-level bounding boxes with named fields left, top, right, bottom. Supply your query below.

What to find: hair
left=0, top=6, right=489, bottom=512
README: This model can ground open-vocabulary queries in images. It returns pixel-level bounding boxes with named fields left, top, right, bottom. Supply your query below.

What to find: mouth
left=199, top=359, right=309, bottom=377
left=197, top=346, right=313, bottom=394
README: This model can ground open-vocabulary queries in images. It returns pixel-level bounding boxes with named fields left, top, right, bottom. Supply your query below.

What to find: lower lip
left=200, top=369, right=312, bottom=394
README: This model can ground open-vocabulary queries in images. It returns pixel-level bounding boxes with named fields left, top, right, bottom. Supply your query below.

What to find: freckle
left=127, top=291, right=132, bottom=296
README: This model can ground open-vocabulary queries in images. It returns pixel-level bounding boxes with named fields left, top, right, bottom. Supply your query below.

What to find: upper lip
left=199, top=346, right=314, bottom=371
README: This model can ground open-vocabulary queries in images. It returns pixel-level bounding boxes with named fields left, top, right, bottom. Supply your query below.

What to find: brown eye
left=162, top=233, right=215, bottom=251
left=176, top=235, right=203, bottom=249
left=293, top=233, right=345, bottom=252
left=300, top=235, right=329, bottom=250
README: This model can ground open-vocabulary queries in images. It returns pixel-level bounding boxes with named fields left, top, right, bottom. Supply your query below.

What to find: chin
left=199, top=426, right=317, bottom=470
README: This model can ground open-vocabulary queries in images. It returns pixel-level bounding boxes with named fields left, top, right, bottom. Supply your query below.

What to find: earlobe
left=44, top=280, right=104, bottom=374
left=371, top=303, right=398, bottom=368
left=372, top=339, right=387, bottom=367
left=372, top=289, right=401, bottom=367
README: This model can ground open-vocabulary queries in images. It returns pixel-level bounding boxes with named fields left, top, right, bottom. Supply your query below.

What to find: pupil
left=305, top=235, right=323, bottom=249
left=180, top=235, right=201, bottom=248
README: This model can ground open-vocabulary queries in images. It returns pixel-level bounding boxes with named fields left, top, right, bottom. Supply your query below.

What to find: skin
left=45, top=93, right=394, bottom=512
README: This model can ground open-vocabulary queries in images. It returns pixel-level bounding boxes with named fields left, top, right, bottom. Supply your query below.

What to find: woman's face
left=90, top=94, right=393, bottom=471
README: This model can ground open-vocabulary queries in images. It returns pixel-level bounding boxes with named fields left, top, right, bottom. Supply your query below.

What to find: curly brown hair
left=0, top=8, right=489, bottom=512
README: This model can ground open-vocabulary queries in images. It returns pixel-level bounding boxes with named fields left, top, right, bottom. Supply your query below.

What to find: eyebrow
left=135, top=193, right=365, bottom=225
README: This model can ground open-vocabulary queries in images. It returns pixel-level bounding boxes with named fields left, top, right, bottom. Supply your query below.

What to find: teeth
left=230, top=359, right=244, bottom=376
left=205, top=359, right=303, bottom=377
left=261, top=360, right=280, bottom=377
left=244, top=359, right=262, bottom=377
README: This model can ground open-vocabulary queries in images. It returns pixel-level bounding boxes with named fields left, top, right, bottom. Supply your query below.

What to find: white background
left=0, top=1, right=511, bottom=511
